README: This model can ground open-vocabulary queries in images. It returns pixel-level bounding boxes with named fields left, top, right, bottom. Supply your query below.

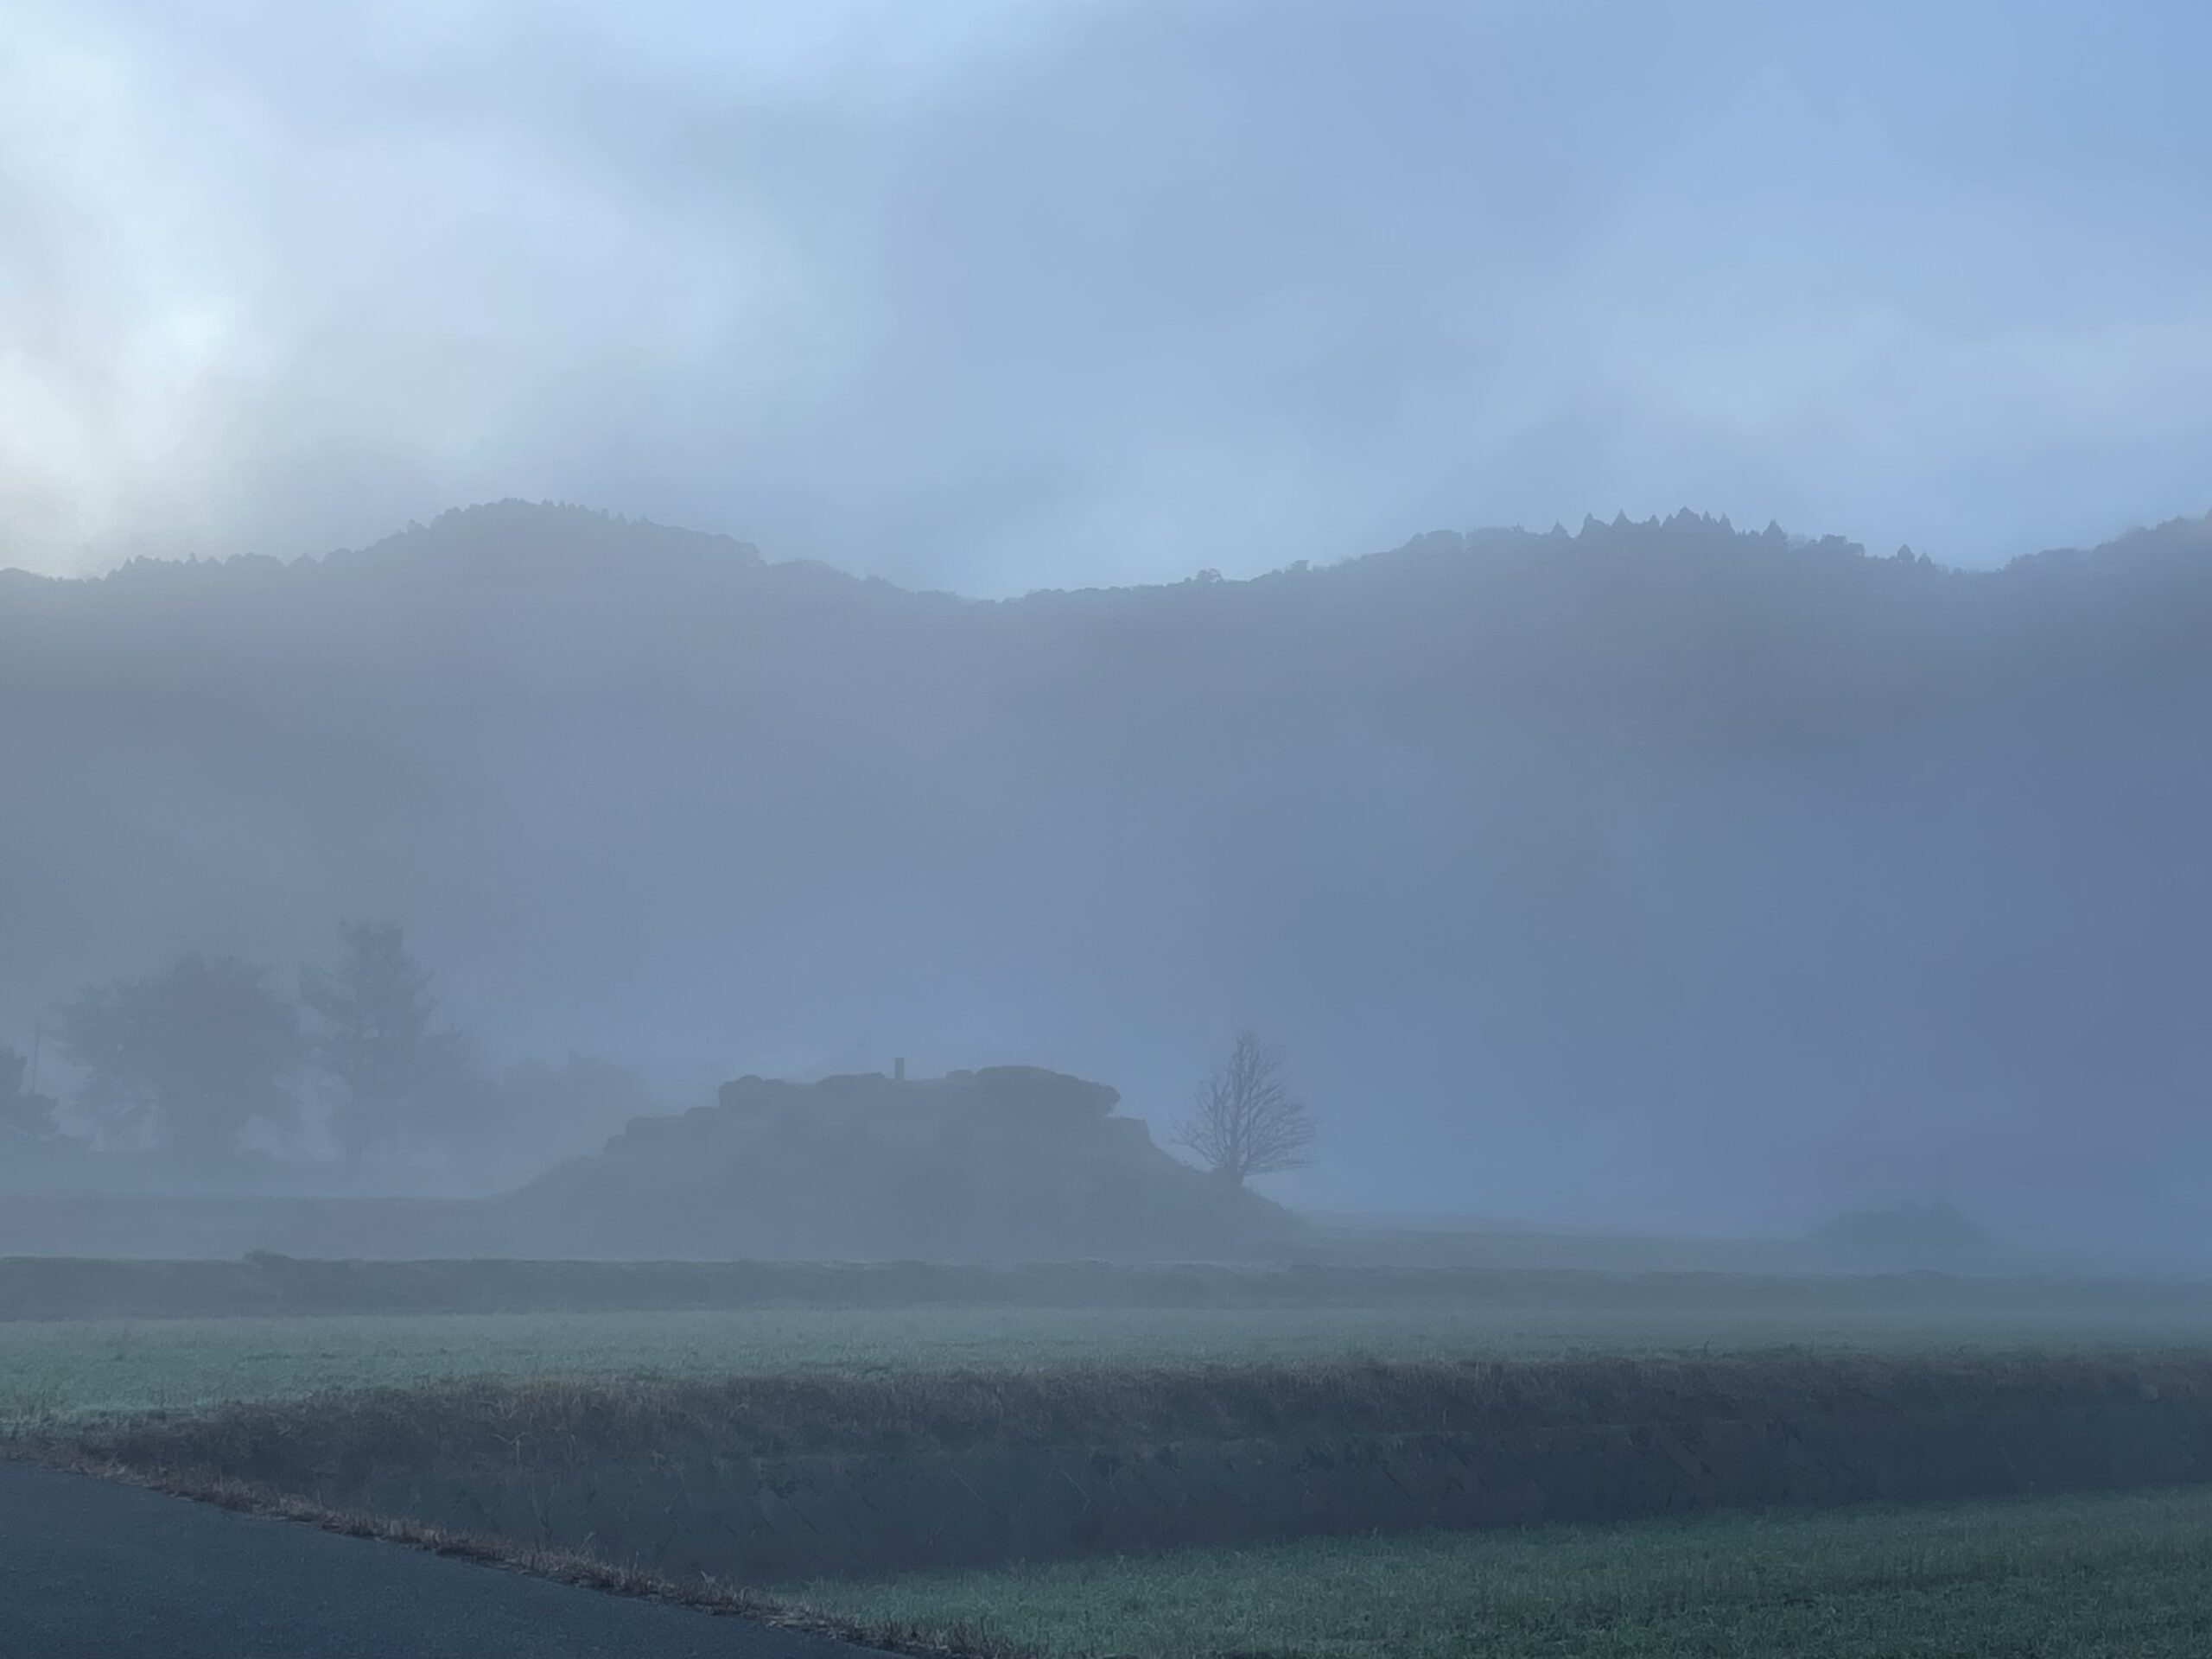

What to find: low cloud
left=4, top=0, right=2209, bottom=588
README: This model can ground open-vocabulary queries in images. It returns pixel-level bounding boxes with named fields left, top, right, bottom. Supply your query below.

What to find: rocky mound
left=516, top=1066, right=1299, bottom=1262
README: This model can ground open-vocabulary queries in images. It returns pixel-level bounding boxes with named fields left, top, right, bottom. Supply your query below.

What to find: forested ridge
left=3, top=502, right=2207, bottom=1242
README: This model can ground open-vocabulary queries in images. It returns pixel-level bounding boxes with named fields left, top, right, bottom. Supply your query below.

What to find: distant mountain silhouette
left=4, top=500, right=2209, bottom=1246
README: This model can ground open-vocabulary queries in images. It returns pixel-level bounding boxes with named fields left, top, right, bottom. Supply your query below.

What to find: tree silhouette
left=0, top=1045, right=56, bottom=1142
left=1174, top=1029, right=1314, bottom=1185
left=301, top=922, right=474, bottom=1159
left=57, top=956, right=298, bottom=1162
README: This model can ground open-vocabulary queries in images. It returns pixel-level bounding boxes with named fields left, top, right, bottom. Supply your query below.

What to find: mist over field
left=3, top=502, right=2209, bottom=1251
left=13, top=10, right=2212, bottom=1655
left=5, top=0, right=2212, bottom=1268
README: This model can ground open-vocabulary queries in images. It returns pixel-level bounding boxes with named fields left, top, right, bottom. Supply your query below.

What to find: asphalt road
left=0, top=1460, right=880, bottom=1659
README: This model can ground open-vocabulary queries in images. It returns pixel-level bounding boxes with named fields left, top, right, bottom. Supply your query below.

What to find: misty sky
left=5, top=0, right=2209, bottom=594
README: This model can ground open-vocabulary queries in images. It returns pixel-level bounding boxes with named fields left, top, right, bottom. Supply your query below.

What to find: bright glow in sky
left=4, top=0, right=2209, bottom=590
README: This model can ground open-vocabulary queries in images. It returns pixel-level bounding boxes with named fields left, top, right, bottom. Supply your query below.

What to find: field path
left=0, top=1460, right=877, bottom=1658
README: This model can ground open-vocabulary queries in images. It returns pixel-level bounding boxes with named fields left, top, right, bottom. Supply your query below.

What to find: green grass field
left=8, top=1298, right=2210, bottom=1431
left=15, top=1287, right=2212, bottom=1657
left=783, top=1486, right=2212, bottom=1658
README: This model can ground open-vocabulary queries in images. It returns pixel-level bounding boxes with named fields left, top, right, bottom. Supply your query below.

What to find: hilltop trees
left=1175, top=1030, right=1315, bottom=1186
left=8, top=502, right=2212, bottom=1228
left=56, top=956, right=300, bottom=1163
left=301, top=922, right=475, bottom=1160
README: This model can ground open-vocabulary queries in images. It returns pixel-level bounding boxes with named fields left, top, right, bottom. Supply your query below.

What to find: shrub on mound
left=513, top=1065, right=1298, bottom=1261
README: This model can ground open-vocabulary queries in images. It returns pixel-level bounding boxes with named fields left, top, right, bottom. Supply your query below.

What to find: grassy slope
left=59, top=1351, right=2212, bottom=1499
left=17, top=1296, right=2212, bottom=1656
left=10, top=1300, right=2212, bottom=1431
left=784, top=1487, right=2212, bottom=1659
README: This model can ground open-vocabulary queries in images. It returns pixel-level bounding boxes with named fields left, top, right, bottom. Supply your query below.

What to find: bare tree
left=1174, top=1029, right=1314, bottom=1185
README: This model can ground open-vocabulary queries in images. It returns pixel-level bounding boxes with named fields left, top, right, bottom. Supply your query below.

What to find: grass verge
left=11, top=1253, right=2212, bottom=1323
left=15, top=1300, right=2212, bottom=1436
left=779, top=1484, right=2212, bottom=1658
